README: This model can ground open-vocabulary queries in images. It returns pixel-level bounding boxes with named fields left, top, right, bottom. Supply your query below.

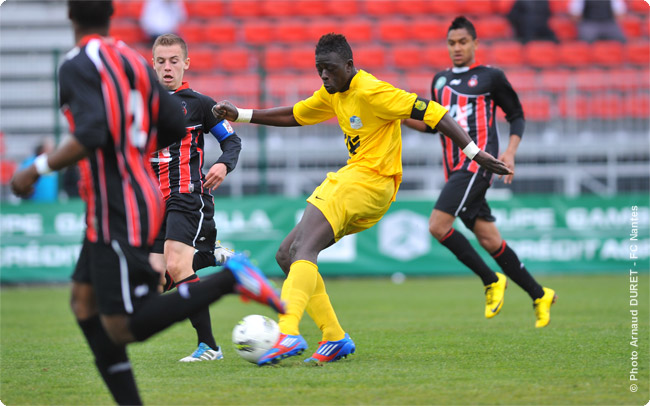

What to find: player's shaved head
left=68, top=0, right=113, bottom=29
left=448, top=16, right=477, bottom=39
left=316, top=33, right=353, bottom=61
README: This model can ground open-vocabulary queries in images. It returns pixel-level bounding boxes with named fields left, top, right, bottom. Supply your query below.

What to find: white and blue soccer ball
left=232, top=314, right=280, bottom=363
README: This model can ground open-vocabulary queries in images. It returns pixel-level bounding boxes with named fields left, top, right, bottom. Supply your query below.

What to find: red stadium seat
left=558, top=41, right=592, bottom=67
left=491, top=41, right=524, bottom=68
left=306, top=19, right=341, bottom=42
left=591, top=92, right=623, bottom=120
left=324, top=0, right=360, bottom=16
left=378, top=19, right=411, bottom=43
left=421, top=42, right=453, bottom=70
left=592, top=41, right=624, bottom=66
left=216, top=47, right=250, bottom=72
left=493, top=0, right=516, bottom=14
left=134, top=45, right=153, bottom=62
left=519, top=95, right=551, bottom=121
left=624, top=92, right=650, bottom=119
left=353, top=45, right=386, bottom=70
left=559, top=94, right=589, bottom=120
left=459, top=0, right=495, bottom=15
left=391, top=45, right=423, bottom=70
left=293, top=1, right=329, bottom=16
left=204, top=21, right=237, bottom=45
left=410, top=17, right=448, bottom=43
left=574, top=67, right=608, bottom=91
left=242, top=20, right=274, bottom=45
left=539, top=68, right=572, bottom=93
left=276, top=20, right=309, bottom=43
left=179, top=24, right=207, bottom=47
left=394, top=1, right=434, bottom=16
left=504, top=68, right=537, bottom=92
left=263, top=46, right=287, bottom=71
left=340, top=19, right=373, bottom=43
left=607, top=67, right=644, bottom=90
left=261, top=0, right=295, bottom=17
left=473, top=16, right=511, bottom=40
left=228, top=0, right=264, bottom=18
left=549, top=16, right=577, bottom=41
left=625, top=40, right=650, bottom=66
left=523, top=41, right=559, bottom=68
left=109, top=21, right=146, bottom=44
left=548, top=0, right=569, bottom=15
left=475, top=45, right=489, bottom=64
left=188, top=47, right=217, bottom=72
left=113, top=0, right=143, bottom=19
left=289, top=46, right=317, bottom=71
left=429, top=0, right=463, bottom=15
left=404, top=71, right=433, bottom=96
left=627, top=0, right=650, bottom=15
left=620, top=15, right=643, bottom=39
left=363, top=0, right=399, bottom=16
left=185, top=1, right=223, bottom=18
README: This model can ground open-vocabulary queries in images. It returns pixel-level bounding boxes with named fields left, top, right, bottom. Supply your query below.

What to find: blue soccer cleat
left=257, top=334, right=308, bottom=366
left=304, top=333, right=355, bottom=363
left=224, top=254, right=286, bottom=314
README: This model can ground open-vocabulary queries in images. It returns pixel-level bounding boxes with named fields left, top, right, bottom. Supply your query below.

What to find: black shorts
left=434, top=170, right=496, bottom=230
left=72, top=238, right=159, bottom=315
left=152, top=193, right=216, bottom=254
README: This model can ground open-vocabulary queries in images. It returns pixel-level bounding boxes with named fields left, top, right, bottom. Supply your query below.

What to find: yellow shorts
left=307, top=164, right=401, bottom=241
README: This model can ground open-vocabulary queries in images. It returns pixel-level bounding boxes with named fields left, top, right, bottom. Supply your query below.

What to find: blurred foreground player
left=11, top=2, right=284, bottom=404
left=150, top=33, right=241, bottom=362
left=404, top=16, right=556, bottom=327
left=213, top=33, right=511, bottom=365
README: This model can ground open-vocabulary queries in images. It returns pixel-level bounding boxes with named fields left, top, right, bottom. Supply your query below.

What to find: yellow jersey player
left=213, top=33, right=511, bottom=366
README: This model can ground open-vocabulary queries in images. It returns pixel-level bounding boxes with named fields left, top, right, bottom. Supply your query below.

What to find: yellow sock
left=278, top=260, right=318, bottom=335
left=306, top=272, right=346, bottom=341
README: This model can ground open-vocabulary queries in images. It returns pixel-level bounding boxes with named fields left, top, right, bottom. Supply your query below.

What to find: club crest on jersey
left=181, top=101, right=187, bottom=116
left=350, top=115, right=363, bottom=129
left=468, top=75, right=478, bottom=88
left=435, top=76, right=447, bottom=90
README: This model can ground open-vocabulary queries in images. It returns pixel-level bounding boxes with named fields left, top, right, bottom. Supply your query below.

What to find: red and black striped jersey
left=429, top=63, right=525, bottom=180
left=151, top=82, right=241, bottom=200
left=59, top=34, right=184, bottom=247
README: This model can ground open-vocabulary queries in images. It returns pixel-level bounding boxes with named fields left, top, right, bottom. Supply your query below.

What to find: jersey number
left=345, top=134, right=360, bottom=156
left=128, top=89, right=147, bottom=149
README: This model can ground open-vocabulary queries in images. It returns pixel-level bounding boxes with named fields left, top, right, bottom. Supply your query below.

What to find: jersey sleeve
left=368, top=81, right=448, bottom=128
left=58, top=59, right=109, bottom=150
left=292, top=86, right=336, bottom=126
left=492, top=69, right=525, bottom=137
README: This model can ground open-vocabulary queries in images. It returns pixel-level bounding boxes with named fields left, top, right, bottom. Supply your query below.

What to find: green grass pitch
left=1, top=274, right=648, bottom=405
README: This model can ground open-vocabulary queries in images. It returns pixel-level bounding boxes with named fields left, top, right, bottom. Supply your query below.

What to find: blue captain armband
left=210, top=120, right=235, bottom=142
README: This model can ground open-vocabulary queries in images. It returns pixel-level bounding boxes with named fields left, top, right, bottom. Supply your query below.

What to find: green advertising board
left=1, top=194, right=648, bottom=283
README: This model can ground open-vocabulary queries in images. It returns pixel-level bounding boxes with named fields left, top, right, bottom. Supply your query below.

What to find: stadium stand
left=0, top=0, right=648, bottom=198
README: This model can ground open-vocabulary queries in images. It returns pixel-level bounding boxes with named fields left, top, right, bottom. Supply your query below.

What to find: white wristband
left=235, top=108, right=253, bottom=123
left=34, top=154, right=53, bottom=175
left=462, top=141, right=480, bottom=160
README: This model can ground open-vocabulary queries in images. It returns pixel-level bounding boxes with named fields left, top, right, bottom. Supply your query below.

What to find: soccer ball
left=232, top=314, right=280, bottom=363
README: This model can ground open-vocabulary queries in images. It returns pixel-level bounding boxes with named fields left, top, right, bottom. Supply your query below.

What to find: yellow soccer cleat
left=534, top=287, right=557, bottom=328
left=484, top=272, right=507, bottom=319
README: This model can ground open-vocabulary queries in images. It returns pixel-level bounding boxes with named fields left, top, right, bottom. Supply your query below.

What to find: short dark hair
left=153, top=34, right=188, bottom=59
left=315, top=33, right=353, bottom=61
left=448, top=16, right=477, bottom=39
left=68, top=0, right=113, bottom=29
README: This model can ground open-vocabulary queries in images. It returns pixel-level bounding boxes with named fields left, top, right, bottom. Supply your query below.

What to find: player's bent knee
left=101, top=314, right=135, bottom=345
left=275, top=249, right=290, bottom=275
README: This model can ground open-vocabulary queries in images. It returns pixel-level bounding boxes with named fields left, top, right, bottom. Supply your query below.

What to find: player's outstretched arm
left=212, top=101, right=300, bottom=127
left=11, top=135, right=88, bottom=198
left=435, top=113, right=512, bottom=176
